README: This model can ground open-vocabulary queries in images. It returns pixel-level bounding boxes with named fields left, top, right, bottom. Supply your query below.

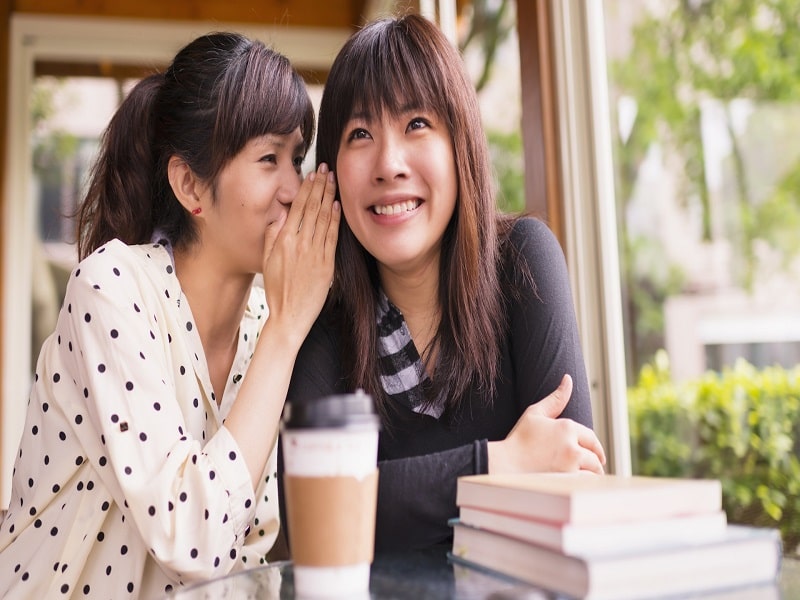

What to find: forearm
left=224, top=317, right=302, bottom=488
left=375, top=441, right=488, bottom=553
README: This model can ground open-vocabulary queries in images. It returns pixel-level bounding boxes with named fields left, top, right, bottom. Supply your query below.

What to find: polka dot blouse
left=0, top=239, right=279, bottom=598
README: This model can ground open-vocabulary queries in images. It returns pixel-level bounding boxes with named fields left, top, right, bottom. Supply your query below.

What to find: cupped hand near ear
left=261, top=163, right=340, bottom=348
left=487, top=374, right=607, bottom=475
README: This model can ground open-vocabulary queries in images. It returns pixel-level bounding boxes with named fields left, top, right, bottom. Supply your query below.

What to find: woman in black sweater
left=286, top=13, right=606, bottom=552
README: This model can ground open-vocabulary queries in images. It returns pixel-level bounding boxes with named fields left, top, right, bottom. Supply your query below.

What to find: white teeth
left=372, top=199, right=420, bottom=215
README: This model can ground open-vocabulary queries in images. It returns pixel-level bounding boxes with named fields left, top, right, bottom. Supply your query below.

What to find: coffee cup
left=281, top=391, right=380, bottom=597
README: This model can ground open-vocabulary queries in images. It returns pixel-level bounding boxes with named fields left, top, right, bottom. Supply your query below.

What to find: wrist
left=487, top=440, right=506, bottom=474
left=257, top=316, right=306, bottom=357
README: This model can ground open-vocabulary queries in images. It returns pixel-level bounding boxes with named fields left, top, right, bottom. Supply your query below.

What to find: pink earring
left=191, top=207, right=202, bottom=215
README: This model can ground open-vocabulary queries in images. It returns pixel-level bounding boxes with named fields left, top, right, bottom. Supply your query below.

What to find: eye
left=346, top=128, right=371, bottom=142
left=259, top=154, right=277, bottom=164
left=407, top=117, right=430, bottom=132
left=293, top=155, right=305, bottom=173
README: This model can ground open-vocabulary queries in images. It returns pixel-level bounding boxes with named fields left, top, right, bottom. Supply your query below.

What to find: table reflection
left=165, top=547, right=799, bottom=599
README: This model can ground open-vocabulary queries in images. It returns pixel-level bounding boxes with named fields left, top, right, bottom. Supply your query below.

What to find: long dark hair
left=78, top=32, right=315, bottom=259
left=316, top=14, right=513, bottom=419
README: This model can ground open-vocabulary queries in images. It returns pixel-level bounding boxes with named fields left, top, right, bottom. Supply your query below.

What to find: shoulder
left=77, top=238, right=173, bottom=278
left=505, top=216, right=561, bottom=255
left=66, top=239, right=177, bottom=305
left=501, top=216, right=566, bottom=276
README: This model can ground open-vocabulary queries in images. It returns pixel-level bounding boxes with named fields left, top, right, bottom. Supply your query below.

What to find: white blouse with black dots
left=0, top=239, right=280, bottom=599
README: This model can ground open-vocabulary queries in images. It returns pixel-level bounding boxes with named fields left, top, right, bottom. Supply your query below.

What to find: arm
left=60, top=245, right=258, bottom=581
left=224, top=165, right=339, bottom=487
left=488, top=217, right=605, bottom=473
left=374, top=442, right=486, bottom=552
left=507, top=217, right=592, bottom=421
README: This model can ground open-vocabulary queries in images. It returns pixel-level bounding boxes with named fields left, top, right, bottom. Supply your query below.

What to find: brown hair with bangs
left=316, top=14, right=511, bottom=419
left=78, top=32, right=314, bottom=259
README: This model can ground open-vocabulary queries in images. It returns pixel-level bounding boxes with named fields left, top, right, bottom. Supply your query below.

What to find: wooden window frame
left=518, top=0, right=630, bottom=475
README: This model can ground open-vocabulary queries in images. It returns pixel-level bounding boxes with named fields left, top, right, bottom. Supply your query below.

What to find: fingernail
left=318, top=163, right=329, bottom=173
left=308, top=172, right=316, bottom=181
left=328, top=171, right=335, bottom=183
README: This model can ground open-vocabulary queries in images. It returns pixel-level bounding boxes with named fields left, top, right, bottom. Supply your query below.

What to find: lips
left=371, top=198, right=421, bottom=215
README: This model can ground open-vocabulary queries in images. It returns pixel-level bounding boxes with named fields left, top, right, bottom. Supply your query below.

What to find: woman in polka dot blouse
left=0, top=32, right=339, bottom=598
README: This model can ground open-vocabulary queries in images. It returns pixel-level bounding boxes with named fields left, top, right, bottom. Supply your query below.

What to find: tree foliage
left=458, top=0, right=524, bottom=215
left=629, top=352, right=800, bottom=555
left=458, top=0, right=514, bottom=93
left=610, top=0, right=800, bottom=376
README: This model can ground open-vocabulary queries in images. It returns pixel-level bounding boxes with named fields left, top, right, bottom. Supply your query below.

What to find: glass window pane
left=31, top=76, right=124, bottom=371
left=603, top=0, right=800, bottom=556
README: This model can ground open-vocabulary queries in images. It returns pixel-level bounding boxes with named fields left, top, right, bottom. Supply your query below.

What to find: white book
left=456, top=472, right=722, bottom=526
left=458, top=505, right=728, bottom=555
left=450, top=522, right=782, bottom=600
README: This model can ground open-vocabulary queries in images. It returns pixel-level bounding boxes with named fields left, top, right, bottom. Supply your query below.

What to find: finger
left=263, top=210, right=287, bottom=262
left=312, top=169, right=338, bottom=246
left=528, top=374, right=572, bottom=418
left=299, top=163, right=330, bottom=239
left=284, top=171, right=316, bottom=234
left=578, top=450, right=606, bottom=474
left=325, top=201, right=341, bottom=260
left=578, top=428, right=607, bottom=467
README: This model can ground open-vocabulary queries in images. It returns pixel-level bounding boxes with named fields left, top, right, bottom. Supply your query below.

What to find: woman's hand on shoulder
left=261, top=163, right=340, bottom=347
left=487, top=374, right=607, bottom=475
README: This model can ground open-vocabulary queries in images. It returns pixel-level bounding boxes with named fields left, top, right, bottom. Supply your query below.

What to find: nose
left=276, top=164, right=302, bottom=207
left=373, top=133, right=409, bottom=183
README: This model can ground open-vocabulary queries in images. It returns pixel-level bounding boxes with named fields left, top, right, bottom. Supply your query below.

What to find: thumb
left=263, top=211, right=288, bottom=262
left=528, top=374, right=573, bottom=418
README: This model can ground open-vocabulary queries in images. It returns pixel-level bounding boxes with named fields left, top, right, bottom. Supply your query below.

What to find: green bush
left=628, top=350, right=800, bottom=555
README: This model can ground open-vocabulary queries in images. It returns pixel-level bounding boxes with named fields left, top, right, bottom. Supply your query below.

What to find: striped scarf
left=376, top=291, right=444, bottom=419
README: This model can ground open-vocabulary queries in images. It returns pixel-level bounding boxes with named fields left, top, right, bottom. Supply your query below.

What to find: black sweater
left=283, top=217, right=593, bottom=552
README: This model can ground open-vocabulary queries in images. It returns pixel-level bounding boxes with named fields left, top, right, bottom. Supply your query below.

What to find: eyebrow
left=349, top=101, right=426, bottom=123
left=259, top=134, right=306, bottom=154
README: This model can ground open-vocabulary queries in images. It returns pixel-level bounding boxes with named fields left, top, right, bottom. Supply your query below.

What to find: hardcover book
left=449, top=521, right=782, bottom=600
left=457, top=505, right=728, bottom=555
left=456, top=472, right=722, bottom=526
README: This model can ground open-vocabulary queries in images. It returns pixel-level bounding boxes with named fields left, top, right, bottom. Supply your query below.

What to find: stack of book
left=450, top=473, right=782, bottom=599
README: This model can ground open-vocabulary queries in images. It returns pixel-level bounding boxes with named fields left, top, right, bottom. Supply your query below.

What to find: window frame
left=527, top=0, right=631, bottom=474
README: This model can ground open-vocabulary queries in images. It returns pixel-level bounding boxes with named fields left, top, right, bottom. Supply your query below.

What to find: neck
left=379, top=256, right=441, bottom=364
left=173, top=244, right=254, bottom=352
left=380, top=256, right=439, bottom=316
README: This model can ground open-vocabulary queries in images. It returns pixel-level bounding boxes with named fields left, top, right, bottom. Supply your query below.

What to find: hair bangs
left=347, top=22, right=446, bottom=124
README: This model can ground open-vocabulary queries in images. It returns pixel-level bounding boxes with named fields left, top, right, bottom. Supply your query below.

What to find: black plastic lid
left=282, top=391, right=380, bottom=430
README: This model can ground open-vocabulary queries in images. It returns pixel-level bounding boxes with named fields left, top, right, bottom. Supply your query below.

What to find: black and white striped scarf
left=376, top=291, right=444, bottom=419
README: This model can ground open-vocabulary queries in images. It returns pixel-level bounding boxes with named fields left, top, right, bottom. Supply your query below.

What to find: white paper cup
left=281, top=392, right=379, bottom=598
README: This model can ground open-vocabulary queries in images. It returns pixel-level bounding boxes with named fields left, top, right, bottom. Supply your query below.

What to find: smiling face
left=336, top=109, right=457, bottom=277
left=200, top=129, right=306, bottom=275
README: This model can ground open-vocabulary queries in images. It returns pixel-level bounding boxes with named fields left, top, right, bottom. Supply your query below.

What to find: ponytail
left=77, top=74, right=162, bottom=259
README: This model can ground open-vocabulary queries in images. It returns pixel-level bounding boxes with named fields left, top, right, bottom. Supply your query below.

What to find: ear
left=167, top=155, right=205, bottom=214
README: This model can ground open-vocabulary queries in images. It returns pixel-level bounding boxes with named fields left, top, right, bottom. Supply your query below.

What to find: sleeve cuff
left=206, top=426, right=257, bottom=541
left=473, top=439, right=489, bottom=475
